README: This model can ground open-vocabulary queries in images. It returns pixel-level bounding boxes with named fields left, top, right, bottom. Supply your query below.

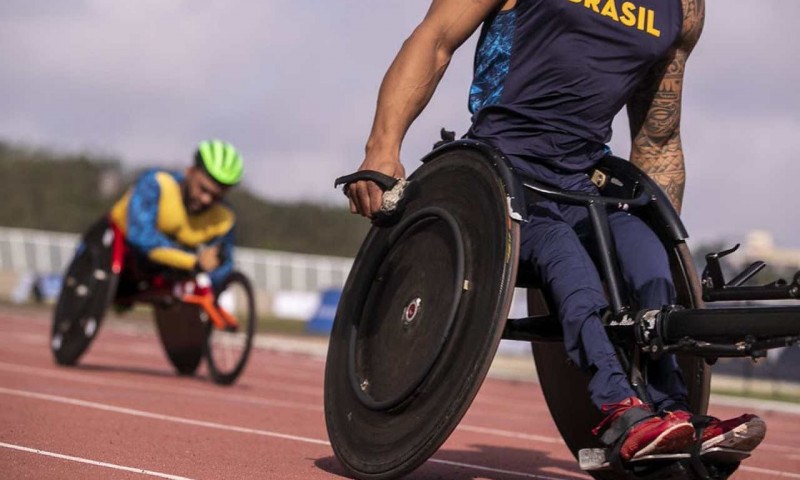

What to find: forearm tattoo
left=627, top=0, right=704, bottom=213
left=628, top=57, right=686, bottom=211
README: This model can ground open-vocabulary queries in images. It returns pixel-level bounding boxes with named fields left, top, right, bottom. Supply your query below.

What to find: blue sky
left=1, top=1, right=798, bottom=250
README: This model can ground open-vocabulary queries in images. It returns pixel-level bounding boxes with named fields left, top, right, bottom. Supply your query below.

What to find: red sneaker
left=594, top=397, right=696, bottom=461
left=702, top=413, right=766, bottom=453
left=673, top=411, right=766, bottom=453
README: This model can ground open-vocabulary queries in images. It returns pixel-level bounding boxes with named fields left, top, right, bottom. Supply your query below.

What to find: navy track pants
left=513, top=158, right=689, bottom=412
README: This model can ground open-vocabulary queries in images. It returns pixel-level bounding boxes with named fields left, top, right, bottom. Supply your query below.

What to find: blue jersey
left=467, top=0, right=683, bottom=171
left=110, top=169, right=235, bottom=287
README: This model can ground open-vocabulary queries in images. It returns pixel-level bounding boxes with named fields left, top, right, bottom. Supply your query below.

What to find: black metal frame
left=489, top=149, right=799, bottom=480
left=329, top=137, right=799, bottom=480
left=501, top=167, right=800, bottom=362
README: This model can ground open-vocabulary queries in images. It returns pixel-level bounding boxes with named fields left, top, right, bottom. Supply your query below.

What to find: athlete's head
left=184, top=140, right=244, bottom=213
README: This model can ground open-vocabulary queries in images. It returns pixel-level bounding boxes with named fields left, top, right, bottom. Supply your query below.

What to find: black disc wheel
left=325, top=147, right=520, bottom=479
left=205, top=271, right=256, bottom=385
left=51, top=219, right=118, bottom=366
left=154, top=302, right=207, bottom=376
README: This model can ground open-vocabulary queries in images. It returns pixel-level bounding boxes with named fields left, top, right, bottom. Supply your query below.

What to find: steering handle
left=334, top=170, right=399, bottom=192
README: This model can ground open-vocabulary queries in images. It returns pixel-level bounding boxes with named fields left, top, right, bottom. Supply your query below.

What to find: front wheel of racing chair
left=51, top=218, right=121, bottom=366
left=204, top=271, right=257, bottom=386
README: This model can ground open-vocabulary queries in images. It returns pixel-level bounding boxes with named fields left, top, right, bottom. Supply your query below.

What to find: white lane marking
left=0, top=386, right=574, bottom=480
left=760, top=444, right=800, bottom=454
left=0, top=386, right=330, bottom=446
left=0, top=361, right=564, bottom=447
left=0, top=442, right=195, bottom=480
left=4, top=360, right=800, bottom=463
left=6, top=316, right=798, bottom=478
left=0, top=330, right=325, bottom=381
left=710, top=394, right=800, bottom=416
left=0, top=361, right=322, bottom=412
left=739, top=465, right=800, bottom=479
left=457, top=425, right=561, bottom=444
left=430, top=459, right=585, bottom=480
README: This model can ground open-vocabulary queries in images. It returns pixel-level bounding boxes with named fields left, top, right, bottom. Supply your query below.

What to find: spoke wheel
left=205, top=271, right=256, bottom=385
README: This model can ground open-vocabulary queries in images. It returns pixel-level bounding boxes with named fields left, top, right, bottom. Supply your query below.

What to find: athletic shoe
left=593, top=397, right=696, bottom=461
left=673, top=411, right=766, bottom=453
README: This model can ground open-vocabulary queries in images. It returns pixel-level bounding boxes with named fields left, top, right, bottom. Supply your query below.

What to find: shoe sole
left=631, top=423, right=695, bottom=459
left=701, top=417, right=766, bottom=453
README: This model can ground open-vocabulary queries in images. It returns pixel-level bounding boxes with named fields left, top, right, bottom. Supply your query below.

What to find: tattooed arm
left=348, top=0, right=507, bottom=218
left=627, top=0, right=705, bottom=213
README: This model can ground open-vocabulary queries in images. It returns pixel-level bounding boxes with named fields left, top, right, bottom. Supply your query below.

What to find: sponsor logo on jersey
left=567, top=0, right=663, bottom=38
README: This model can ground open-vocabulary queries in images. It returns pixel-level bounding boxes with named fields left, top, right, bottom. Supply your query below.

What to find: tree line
left=0, top=141, right=369, bottom=257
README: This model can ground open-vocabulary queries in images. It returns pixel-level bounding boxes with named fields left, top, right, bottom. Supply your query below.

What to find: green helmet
left=194, top=140, right=244, bottom=186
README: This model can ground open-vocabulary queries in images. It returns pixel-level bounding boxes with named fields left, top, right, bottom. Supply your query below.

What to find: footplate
left=701, top=447, right=751, bottom=464
left=579, top=447, right=750, bottom=472
left=578, top=448, right=690, bottom=471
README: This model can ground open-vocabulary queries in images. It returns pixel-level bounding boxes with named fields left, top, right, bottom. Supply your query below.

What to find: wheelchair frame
left=50, top=217, right=256, bottom=386
left=326, top=139, right=800, bottom=480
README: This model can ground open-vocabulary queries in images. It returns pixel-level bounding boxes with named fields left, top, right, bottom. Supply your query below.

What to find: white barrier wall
left=0, top=226, right=353, bottom=293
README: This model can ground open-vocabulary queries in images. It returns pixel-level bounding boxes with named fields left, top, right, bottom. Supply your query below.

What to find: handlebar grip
left=334, top=170, right=399, bottom=191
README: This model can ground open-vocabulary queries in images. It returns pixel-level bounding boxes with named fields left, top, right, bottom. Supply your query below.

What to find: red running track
left=1, top=305, right=799, bottom=480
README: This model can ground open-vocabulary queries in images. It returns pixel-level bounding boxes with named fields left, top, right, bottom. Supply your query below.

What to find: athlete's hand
left=347, top=156, right=405, bottom=219
left=197, top=245, right=221, bottom=272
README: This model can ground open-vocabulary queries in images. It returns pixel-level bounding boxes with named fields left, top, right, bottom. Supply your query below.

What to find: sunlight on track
left=0, top=442, right=195, bottom=480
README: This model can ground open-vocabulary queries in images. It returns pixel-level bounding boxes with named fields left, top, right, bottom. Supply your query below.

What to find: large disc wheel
left=51, top=219, right=118, bottom=366
left=205, top=271, right=256, bottom=385
left=324, top=148, right=520, bottom=479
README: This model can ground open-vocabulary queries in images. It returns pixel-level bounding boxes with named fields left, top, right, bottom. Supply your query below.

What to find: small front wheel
left=205, top=271, right=256, bottom=385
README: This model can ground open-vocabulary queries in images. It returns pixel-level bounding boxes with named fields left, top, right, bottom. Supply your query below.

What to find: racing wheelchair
left=50, top=218, right=256, bottom=386
left=325, top=138, right=800, bottom=479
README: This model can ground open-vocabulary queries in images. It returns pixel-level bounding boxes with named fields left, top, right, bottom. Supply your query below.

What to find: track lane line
left=457, top=425, right=561, bottom=444
left=0, top=386, right=574, bottom=480
left=0, top=442, right=195, bottom=480
left=0, top=386, right=330, bottom=446
left=738, top=465, right=800, bottom=479
left=0, top=361, right=323, bottom=412
left=7, top=315, right=800, bottom=478
left=429, top=459, right=586, bottom=480
left=0, top=331, right=326, bottom=382
left=5, top=361, right=800, bottom=463
left=0, top=362, right=567, bottom=446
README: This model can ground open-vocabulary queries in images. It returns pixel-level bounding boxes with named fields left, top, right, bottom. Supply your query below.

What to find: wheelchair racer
left=109, top=140, right=243, bottom=297
left=346, top=0, right=765, bottom=465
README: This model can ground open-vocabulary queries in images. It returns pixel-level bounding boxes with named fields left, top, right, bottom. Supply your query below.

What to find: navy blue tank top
left=467, top=0, right=683, bottom=171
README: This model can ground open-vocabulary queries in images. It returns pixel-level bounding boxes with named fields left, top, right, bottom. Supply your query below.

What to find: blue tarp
left=305, top=288, right=341, bottom=335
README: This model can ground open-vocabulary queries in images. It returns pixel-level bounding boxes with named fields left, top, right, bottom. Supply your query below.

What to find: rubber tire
left=154, top=302, right=206, bottom=376
left=205, top=271, right=256, bottom=386
left=325, top=149, right=520, bottom=479
left=51, top=219, right=117, bottom=366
